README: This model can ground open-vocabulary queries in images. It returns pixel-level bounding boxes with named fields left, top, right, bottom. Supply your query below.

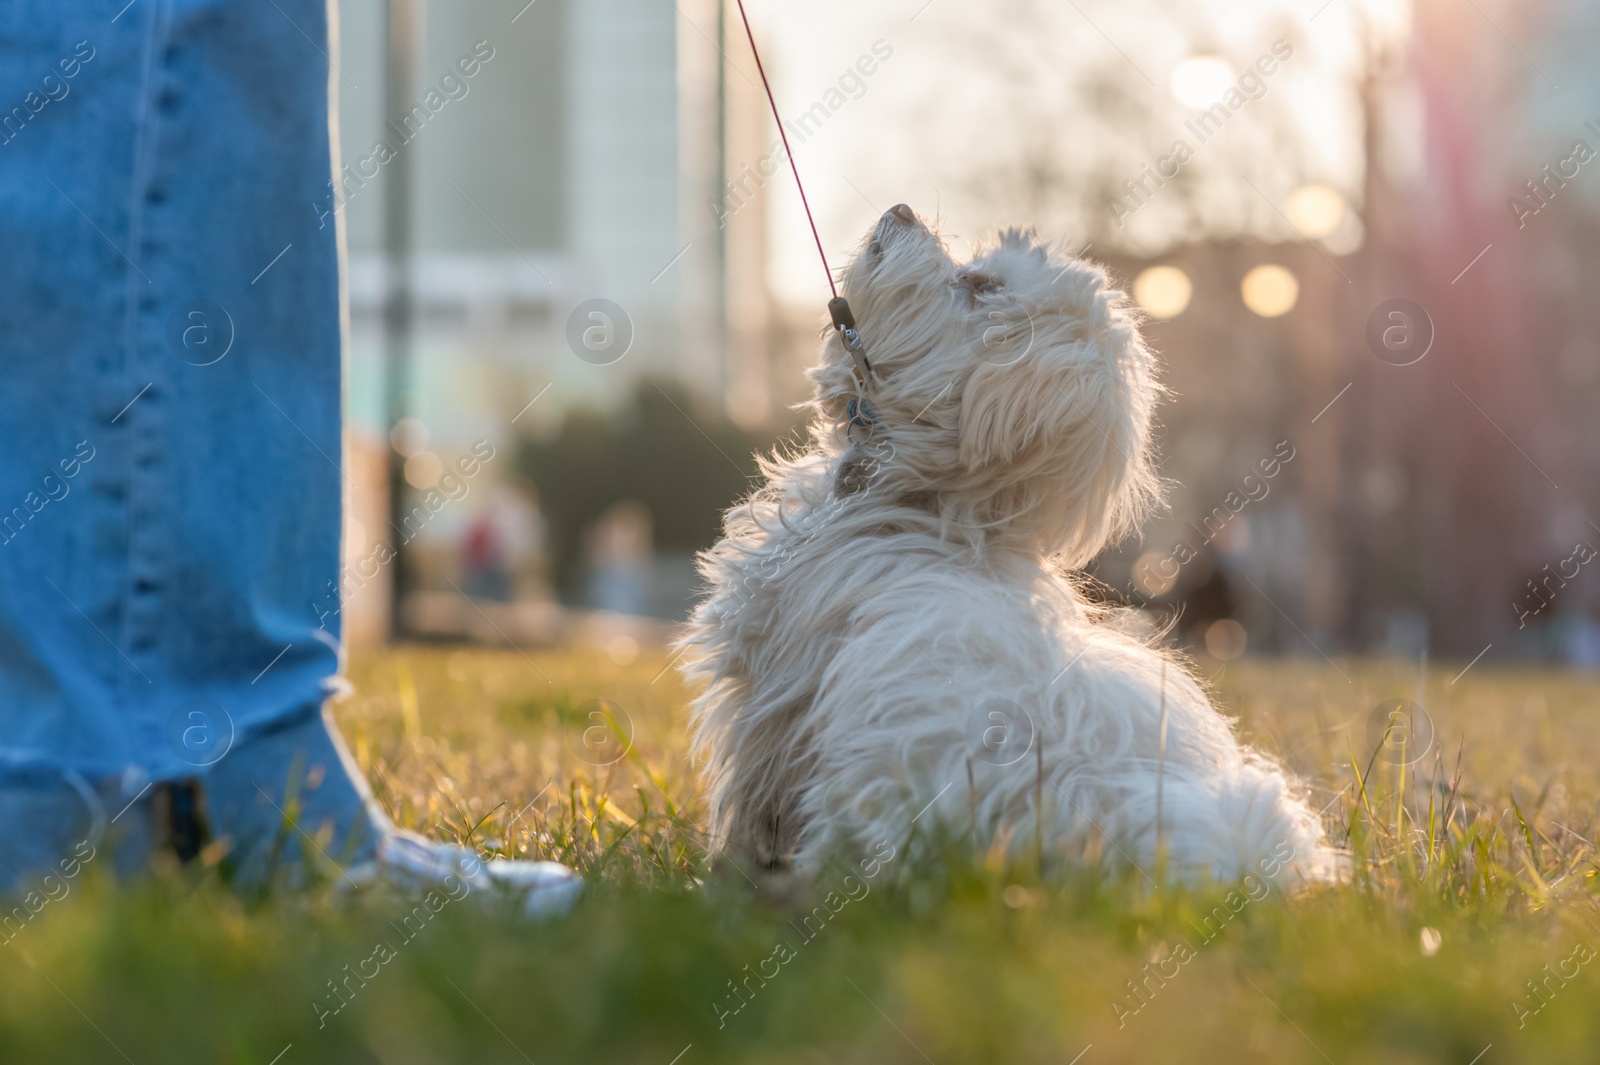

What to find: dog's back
left=679, top=206, right=1338, bottom=884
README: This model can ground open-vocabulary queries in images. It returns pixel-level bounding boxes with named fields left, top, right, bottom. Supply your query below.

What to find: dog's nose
left=888, top=203, right=916, bottom=225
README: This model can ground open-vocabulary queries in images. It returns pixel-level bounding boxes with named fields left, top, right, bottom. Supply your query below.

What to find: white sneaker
left=361, top=829, right=582, bottom=919
left=203, top=709, right=581, bottom=915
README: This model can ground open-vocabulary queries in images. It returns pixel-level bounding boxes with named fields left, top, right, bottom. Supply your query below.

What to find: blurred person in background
left=585, top=501, right=654, bottom=617
left=462, top=479, right=547, bottom=603
left=1554, top=606, right=1600, bottom=670
left=462, top=514, right=512, bottom=602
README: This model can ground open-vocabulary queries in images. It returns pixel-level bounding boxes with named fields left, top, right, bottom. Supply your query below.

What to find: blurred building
left=330, top=0, right=774, bottom=638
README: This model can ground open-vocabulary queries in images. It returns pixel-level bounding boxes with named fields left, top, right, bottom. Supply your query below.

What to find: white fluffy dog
left=678, top=204, right=1337, bottom=884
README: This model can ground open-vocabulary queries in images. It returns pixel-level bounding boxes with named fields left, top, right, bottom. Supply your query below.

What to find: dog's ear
left=956, top=263, right=1161, bottom=558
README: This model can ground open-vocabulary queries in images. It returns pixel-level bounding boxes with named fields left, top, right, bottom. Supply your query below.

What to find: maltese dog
left=678, top=204, right=1338, bottom=885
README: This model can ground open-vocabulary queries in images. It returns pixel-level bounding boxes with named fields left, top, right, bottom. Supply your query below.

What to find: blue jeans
left=0, top=0, right=377, bottom=884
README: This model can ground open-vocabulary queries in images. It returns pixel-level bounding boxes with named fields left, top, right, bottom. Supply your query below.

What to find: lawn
left=2, top=644, right=1599, bottom=1064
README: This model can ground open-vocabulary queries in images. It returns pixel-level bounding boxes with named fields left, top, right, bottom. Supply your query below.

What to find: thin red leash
left=730, top=0, right=837, bottom=300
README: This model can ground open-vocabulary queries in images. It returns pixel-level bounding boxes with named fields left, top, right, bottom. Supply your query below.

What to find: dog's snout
left=888, top=203, right=917, bottom=225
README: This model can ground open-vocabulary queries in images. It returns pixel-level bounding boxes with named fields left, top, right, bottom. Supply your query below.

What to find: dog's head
left=810, top=204, right=1163, bottom=566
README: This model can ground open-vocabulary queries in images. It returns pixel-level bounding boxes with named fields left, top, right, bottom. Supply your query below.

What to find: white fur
left=677, top=207, right=1338, bottom=884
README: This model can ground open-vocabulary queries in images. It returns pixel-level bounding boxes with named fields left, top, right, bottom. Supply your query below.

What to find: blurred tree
left=905, top=0, right=1386, bottom=255
left=517, top=379, right=780, bottom=599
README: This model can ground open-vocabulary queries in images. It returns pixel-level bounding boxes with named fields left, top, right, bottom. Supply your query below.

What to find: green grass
left=3, top=645, right=1600, bottom=1064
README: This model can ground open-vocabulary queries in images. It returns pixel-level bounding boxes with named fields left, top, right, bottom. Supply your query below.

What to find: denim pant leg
left=0, top=0, right=380, bottom=886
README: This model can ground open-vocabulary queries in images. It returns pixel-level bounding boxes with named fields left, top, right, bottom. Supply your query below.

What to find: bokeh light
left=390, top=417, right=428, bottom=458
left=1169, top=55, right=1235, bottom=109
left=1205, top=619, right=1248, bottom=660
left=404, top=450, right=444, bottom=489
left=607, top=633, right=640, bottom=665
left=1133, top=265, right=1193, bottom=319
left=1240, top=264, right=1299, bottom=317
left=1133, top=550, right=1179, bottom=597
left=1286, top=184, right=1346, bottom=239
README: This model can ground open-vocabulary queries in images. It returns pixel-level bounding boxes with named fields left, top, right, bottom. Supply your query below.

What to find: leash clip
left=829, top=297, right=873, bottom=387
